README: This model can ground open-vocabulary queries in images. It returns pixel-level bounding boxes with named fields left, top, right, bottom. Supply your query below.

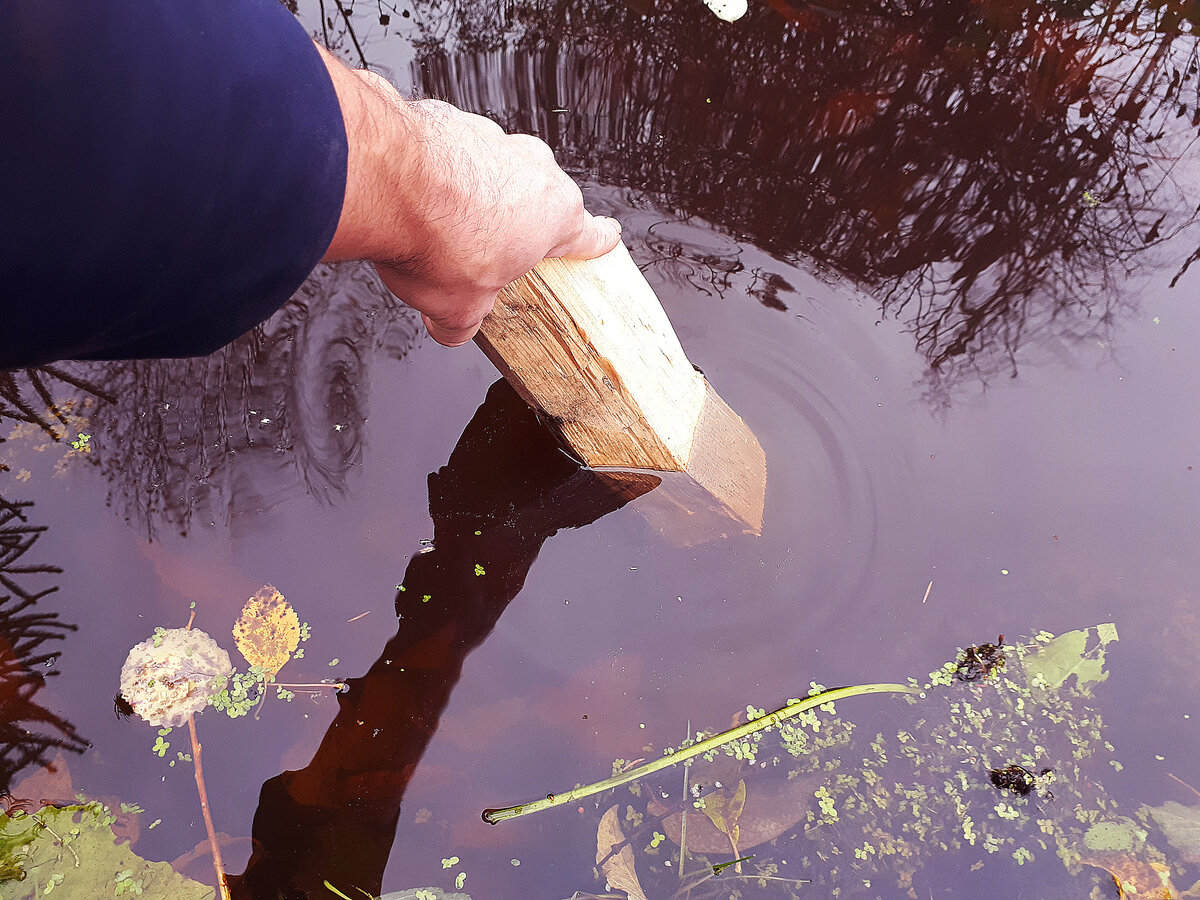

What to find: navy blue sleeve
left=1, top=0, right=348, bottom=367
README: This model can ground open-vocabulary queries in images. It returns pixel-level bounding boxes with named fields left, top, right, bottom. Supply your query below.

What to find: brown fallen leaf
left=648, top=774, right=819, bottom=854
left=1080, top=850, right=1176, bottom=899
left=233, top=585, right=300, bottom=677
left=597, top=804, right=649, bottom=900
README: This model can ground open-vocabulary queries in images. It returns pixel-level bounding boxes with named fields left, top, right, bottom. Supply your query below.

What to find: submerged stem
left=272, top=681, right=348, bottom=691
left=188, top=716, right=230, bottom=900
left=482, top=682, right=919, bottom=824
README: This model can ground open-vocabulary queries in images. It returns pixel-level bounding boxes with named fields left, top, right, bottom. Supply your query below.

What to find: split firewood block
left=475, top=242, right=766, bottom=539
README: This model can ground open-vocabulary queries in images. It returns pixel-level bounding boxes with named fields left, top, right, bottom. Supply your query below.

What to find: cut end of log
left=685, top=380, right=767, bottom=535
left=477, top=243, right=767, bottom=541
left=622, top=380, right=766, bottom=545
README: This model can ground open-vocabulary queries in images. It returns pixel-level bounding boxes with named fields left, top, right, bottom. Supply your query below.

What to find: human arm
left=314, top=49, right=622, bottom=346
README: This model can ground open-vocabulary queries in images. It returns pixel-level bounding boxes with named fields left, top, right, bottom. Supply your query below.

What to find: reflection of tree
left=0, top=495, right=88, bottom=796
left=393, top=0, right=1199, bottom=392
left=0, top=367, right=112, bottom=448
left=17, top=263, right=421, bottom=539
left=230, top=380, right=657, bottom=899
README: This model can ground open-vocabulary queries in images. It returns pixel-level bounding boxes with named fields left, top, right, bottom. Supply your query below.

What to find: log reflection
left=230, top=380, right=657, bottom=899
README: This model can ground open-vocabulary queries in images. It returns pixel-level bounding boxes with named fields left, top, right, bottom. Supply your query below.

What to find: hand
left=318, top=50, right=622, bottom=346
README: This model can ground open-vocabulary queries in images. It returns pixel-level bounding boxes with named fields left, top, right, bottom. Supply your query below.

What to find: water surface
left=3, top=0, right=1199, bottom=897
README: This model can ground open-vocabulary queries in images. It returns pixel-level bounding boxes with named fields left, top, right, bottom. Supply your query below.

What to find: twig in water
left=1168, top=772, right=1200, bottom=801
left=188, top=716, right=230, bottom=900
left=922, top=581, right=933, bottom=604
left=33, top=816, right=79, bottom=867
left=482, top=683, right=919, bottom=824
left=679, top=719, right=690, bottom=882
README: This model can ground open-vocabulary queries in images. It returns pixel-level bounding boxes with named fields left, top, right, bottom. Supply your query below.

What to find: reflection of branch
left=318, top=0, right=330, bottom=48
left=333, top=0, right=369, bottom=67
left=405, top=0, right=1199, bottom=392
left=0, top=367, right=113, bottom=446
left=67, top=263, right=419, bottom=539
left=0, top=495, right=88, bottom=795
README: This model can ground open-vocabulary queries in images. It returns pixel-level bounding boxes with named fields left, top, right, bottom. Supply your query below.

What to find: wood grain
left=476, top=242, right=765, bottom=534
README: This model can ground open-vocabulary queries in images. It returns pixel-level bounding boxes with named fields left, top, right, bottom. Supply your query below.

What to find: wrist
left=317, top=48, right=421, bottom=263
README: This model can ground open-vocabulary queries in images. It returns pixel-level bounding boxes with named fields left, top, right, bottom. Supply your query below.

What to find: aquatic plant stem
left=679, top=720, right=689, bottom=881
left=272, top=681, right=348, bottom=691
left=1168, top=772, right=1200, bottom=801
left=482, top=682, right=919, bottom=824
left=188, top=715, right=230, bottom=900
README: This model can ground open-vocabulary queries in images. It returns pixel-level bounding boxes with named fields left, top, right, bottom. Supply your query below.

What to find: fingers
left=548, top=214, right=624, bottom=260
left=421, top=312, right=480, bottom=348
left=421, top=212, right=623, bottom=348
left=418, top=289, right=499, bottom=347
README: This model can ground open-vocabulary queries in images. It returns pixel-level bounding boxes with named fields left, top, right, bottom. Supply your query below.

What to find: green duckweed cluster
left=581, top=625, right=1186, bottom=899
left=207, top=665, right=270, bottom=718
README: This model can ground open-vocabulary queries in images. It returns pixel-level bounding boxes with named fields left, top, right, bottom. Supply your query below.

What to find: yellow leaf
left=233, top=585, right=300, bottom=677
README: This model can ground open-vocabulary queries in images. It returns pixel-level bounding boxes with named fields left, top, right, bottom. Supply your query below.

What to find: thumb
left=548, top=215, right=623, bottom=260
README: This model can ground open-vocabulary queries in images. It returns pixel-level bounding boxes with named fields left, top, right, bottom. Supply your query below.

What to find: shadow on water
left=229, top=380, right=657, bottom=899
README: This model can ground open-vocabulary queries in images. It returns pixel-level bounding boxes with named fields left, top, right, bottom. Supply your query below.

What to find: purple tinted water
left=3, top=1, right=1200, bottom=897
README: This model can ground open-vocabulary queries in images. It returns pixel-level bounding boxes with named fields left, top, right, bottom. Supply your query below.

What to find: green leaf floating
left=1144, top=801, right=1200, bottom=863
left=1024, top=622, right=1118, bottom=695
left=1, top=803, right=213, bottom=899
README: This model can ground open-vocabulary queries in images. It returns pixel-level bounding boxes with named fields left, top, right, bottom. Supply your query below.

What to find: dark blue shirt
left=1, top=0, right=348, bottom=367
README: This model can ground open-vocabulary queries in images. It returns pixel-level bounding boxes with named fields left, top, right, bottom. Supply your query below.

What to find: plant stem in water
left=482, top=682, right=920, bottom=824
left=188, top=715, right=230, bottom=900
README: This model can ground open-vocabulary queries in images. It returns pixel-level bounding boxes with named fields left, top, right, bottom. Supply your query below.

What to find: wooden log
left=475, top=242, right=766, bottom=535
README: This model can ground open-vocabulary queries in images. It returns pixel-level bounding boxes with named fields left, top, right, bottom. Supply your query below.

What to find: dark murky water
left=3, top=1, right=1200, bottom=898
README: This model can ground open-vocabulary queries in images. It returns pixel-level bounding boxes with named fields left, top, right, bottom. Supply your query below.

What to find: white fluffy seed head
left=119, top=628, right=233, bottom=727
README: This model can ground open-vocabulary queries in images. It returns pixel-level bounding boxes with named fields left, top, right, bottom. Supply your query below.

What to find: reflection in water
left=4, top=263, right=421, bottom=539
left=0, top=495, right=87, bottom=796
left=400, top=0, right=1200, bottom=392
left=230, top=380, right=658, bottom=899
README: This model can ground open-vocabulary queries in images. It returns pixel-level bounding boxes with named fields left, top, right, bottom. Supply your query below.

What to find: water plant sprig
left=481, top=682, right=918, bottom=824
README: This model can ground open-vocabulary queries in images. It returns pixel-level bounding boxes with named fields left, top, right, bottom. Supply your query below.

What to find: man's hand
left=317, top=49, right=622, bottom=346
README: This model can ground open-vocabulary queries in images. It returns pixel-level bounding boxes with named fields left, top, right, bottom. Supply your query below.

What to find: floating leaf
left=119, top=628, right=232, bottom=727
left=1080, top=850, right=1175, bottom=899
left=701, top=779, right=747, bottom=839
left=1145, top=801, right=1200, bottom=863
left=597, top=805, right=648, bottom=900
left=649, top=774, right=818, bottom=854
left=233, top=585, right=300, bottom=677
left=1025, top=623, right=1118, bottom=695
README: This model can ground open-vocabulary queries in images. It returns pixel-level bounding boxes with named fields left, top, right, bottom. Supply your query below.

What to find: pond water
left=3, top=1, right=1200, bottom=898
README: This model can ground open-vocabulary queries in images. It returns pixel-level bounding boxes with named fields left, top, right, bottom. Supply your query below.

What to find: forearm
left=316, top=47, right=419, bottom=264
